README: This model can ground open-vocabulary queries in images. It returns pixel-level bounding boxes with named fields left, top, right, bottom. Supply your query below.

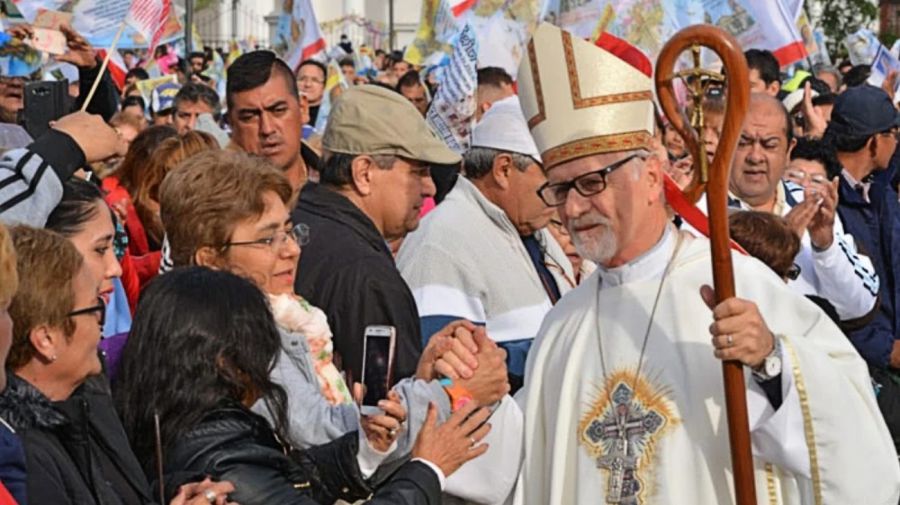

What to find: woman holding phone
left=116, top=267, right=491, bottom=504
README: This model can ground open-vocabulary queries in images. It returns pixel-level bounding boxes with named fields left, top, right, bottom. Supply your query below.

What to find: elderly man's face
left=551, top=151, right=662, bottom=267
left=505, top=160, right=554, bottom=236
left=369, top=157, right=436, bottom=241
left=229, top=73, right=303, bottom=173
left=732, top=96, right=791, bottom=208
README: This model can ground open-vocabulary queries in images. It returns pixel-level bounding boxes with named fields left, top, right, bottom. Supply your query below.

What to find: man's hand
left=58, top=23, right=97, bottom=69
left=890, top=341, right=900, bottom=369
left=359, top=390, right=406, bottom=453
left=411, top=401, right=491, bottom=478
left=784, top=196, right=818, bottom=241
left=806, top=177, right=839, bottom=251
left=701, top=285, right=775, bottom=368
left=51, top=111, right=127, bottom=162
left=801, top=81, right=828, bottom=139
left=415, top=320, right=479, bottom=381
left=455, top=328, right=510, bottom=405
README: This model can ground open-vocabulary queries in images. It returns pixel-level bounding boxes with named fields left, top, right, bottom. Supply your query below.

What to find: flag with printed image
left=125, top=0, right=171, bottom=53
left=276, top=0, right=326, bottom=71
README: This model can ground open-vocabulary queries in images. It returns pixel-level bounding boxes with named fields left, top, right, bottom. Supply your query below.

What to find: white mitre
left=517, top=23, right=656, bottom=169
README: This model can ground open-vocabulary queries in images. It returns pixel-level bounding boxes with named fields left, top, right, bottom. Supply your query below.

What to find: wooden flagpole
left=81, top=20, right=127, bottom=112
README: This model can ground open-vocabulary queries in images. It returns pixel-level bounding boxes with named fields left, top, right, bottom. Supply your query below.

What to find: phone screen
left=362, top=333, right=393, bottom=407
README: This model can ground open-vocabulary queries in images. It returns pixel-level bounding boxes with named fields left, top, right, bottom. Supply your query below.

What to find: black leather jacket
left=163, top=401, right=441, bottom=505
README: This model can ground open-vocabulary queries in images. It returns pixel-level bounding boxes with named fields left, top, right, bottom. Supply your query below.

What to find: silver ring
left=470, top=436, right=476, bottom=447
left=204, top=489, right=217, bottom=503
left=726, top=335, right=733, bottom=347
left=388, top=428, right=398, bottom=438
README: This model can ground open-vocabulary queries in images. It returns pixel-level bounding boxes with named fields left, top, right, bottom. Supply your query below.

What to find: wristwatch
left=752, top=334, right=783, bottom=382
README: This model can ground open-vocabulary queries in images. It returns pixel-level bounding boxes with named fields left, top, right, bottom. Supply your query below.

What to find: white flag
left=281, top=0, right=326, bottom=70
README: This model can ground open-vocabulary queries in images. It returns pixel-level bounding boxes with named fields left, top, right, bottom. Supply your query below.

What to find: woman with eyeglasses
left=116, top=266, right=490, bottom=505
left=0, top=227, right=236, bottom=505
left=154, top=151, right=506, bottom=498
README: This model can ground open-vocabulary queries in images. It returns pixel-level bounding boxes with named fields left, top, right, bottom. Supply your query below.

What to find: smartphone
left=23, top=80, right=71, bottom=139
left=360, top=325, right=396, bottom=414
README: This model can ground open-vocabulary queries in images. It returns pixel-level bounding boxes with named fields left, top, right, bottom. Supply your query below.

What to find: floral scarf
left=268, top=294, right=353, bottom=405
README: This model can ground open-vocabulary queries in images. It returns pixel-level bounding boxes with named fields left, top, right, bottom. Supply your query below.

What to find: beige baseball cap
left=322, top=84, right=461, bottom=165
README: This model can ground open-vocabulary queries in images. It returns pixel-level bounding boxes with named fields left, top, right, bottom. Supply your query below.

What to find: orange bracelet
left=441, top=381, right=474, bottom=412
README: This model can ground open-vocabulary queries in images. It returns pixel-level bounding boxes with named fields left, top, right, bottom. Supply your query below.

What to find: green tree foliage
left=812, top=0, right=878, bottom=59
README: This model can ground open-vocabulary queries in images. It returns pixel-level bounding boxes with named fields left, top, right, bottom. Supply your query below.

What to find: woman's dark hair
left=790, top=137, right=841, bottom=178
left=114, top=267, right=290, bottom=472
left=729, top=211, right=800, bottom=279
left=116, top=125, right=179, bottom=193
left=45, top=178, right=105, bottom=237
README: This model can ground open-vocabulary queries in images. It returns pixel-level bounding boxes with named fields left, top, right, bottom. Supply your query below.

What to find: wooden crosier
left=655, top=25, right=755, bottom=505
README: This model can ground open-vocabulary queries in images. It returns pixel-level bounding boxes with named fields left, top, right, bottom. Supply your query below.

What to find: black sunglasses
left=67, top=297, right=106, bottom=327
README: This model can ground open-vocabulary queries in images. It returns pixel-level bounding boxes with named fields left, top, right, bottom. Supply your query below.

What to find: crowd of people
left=0, top=16, right=898, bottom=505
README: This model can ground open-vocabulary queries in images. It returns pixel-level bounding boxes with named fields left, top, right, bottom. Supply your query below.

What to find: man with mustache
left=727, top=94, right=879, bottom=333
left=397, top=95, right=567, bottom=393
left=511, top=23, right=898, bottom=504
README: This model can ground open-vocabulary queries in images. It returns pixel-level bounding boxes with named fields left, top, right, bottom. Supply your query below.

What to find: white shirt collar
left=596, top=224, right=676, bottom=288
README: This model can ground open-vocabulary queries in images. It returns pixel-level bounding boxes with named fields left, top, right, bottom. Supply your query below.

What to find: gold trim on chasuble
left=765, top=463, right=779, bottom=505
left=782, top=337, right=823, bottom=505
left=578, top=368, right=679, bottom=504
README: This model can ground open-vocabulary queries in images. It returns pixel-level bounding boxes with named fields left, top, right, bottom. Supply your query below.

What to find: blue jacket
left=0, top=416, right=26, bottom=505
left=836, top=168, right=900, bottom=368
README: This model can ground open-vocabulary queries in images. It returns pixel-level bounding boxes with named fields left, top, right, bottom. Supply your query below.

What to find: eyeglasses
left=536, top=154, right=641, bottom=207
left=67, top=297, right=106, bottom=327
left=221, top=223, right=310, bottom=252
left=785, top=170, right=828, bottom=186
left=786, top=263, right=802, bottom=281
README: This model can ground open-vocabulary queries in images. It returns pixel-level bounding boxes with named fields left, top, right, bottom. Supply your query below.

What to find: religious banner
left=274, top=0, right=326, bottom=71
left=405, top=0, right=542, bottom=78
left=425, top=24, right=478, bottom=154
left=543, top=0, right=807, bottom=68
left=845, top=28, right=900, bottom=90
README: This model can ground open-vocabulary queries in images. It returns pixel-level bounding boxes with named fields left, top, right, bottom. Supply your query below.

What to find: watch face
left=765, top=356, right=782, bottom=377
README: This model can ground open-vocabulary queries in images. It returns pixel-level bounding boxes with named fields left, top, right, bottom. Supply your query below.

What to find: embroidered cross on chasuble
left=579, top=370, right=679, bottom=504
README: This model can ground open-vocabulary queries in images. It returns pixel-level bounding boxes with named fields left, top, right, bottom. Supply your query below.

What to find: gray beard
left=571, top=224, right=618, bottom=265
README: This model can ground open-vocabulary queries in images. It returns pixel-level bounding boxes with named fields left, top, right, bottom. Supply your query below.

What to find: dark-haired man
left=476, top=66, right=514, bottom=120
left=397, top=70, right=429, bottom=116
left=826, top=87, right=900, bottom=431
left=173, top=82, right=219, bottom=134
left=745, top=48, right=781, bottom=96
left=227, top=51, right=307, bottom=192
left=297, top=59, right=326, bottom=126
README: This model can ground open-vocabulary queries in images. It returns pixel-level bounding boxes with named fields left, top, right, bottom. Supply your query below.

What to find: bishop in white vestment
left=510, top=23, right=900, bottom=505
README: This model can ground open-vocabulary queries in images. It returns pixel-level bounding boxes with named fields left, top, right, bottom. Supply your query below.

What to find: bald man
left=726, top=93, right=878, bottom=326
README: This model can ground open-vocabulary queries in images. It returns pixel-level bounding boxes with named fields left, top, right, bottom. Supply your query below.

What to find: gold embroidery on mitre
left=560, top=30, right=654, bottom=110
left=526, top=38, right=546, bottom=129
left=579, top=368, right=679, bottom=504
left=543, top=131, right=653, bottom=169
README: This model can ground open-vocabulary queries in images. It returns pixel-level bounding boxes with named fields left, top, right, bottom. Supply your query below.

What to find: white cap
left=782, top=87, right=818, bottom=113
left=471, top=95, right=542, bottom=163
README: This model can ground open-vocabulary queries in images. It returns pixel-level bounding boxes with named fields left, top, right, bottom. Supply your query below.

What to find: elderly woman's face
left=221, top=191, right=301, bottom=296
left=53, top=265, right=103, bottom=392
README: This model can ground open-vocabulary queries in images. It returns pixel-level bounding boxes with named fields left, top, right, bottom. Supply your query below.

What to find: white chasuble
left=515, top=230, right=899, bottom=505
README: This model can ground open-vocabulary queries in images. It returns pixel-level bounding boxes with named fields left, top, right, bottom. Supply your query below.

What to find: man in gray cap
left=397, top=95, right=567, bottom=393
left=293, top=84, right=508, bottom=387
